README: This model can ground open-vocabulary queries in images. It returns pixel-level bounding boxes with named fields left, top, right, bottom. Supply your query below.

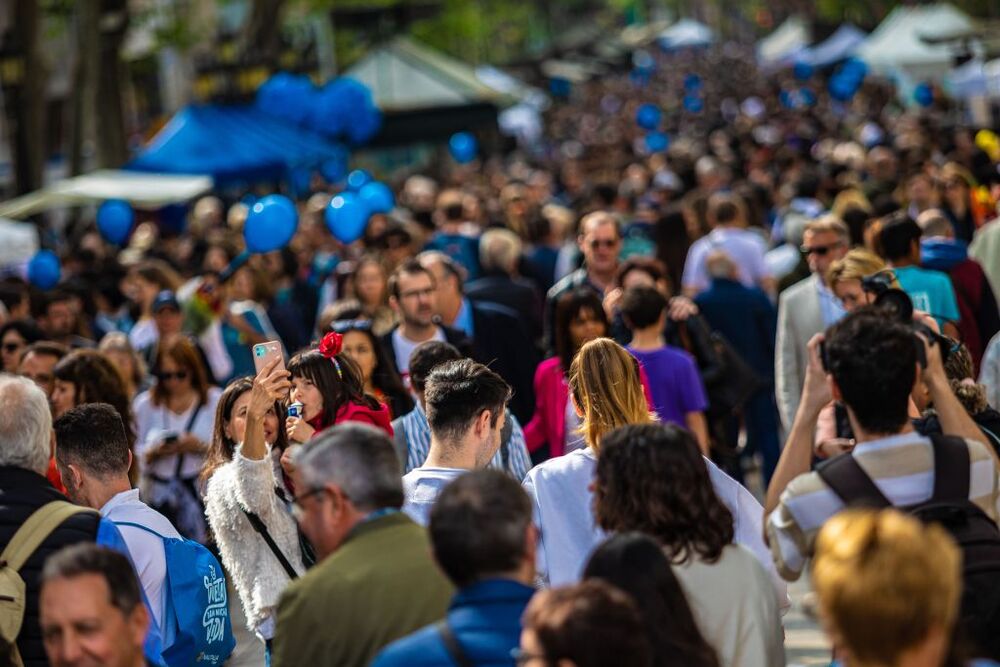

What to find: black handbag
left=704, top=332, right=764, bottom=417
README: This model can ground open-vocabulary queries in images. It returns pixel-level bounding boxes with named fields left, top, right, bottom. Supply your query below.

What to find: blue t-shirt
left=424, top=233, right=481, bottom=281
left=629, top=345, right=708, bottom=426
left=893, top=265, right=960, bottom=330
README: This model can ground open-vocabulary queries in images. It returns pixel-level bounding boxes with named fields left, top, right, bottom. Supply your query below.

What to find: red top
left=306, top=400, right=394, bottom=438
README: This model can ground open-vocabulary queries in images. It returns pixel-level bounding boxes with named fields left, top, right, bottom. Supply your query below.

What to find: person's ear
left=126, top=449, right=133, bottom=472
left=67, top=464, right=84, bottom=491
left=128, top=602, right=150, bottom=649
left=475, top=409, right=492, bottom=440
left=388, top=295, right=400, bottom=313
left=829, top=376, right=843, bottom=402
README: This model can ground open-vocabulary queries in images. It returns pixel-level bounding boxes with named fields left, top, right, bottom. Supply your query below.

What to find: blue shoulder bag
left=115, top=522, right=236, bottom=666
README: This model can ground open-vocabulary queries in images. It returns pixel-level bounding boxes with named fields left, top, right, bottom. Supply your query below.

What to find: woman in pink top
left=285, top=332, right=393, bottom=443
left=526, top=289, right=653, bottom=459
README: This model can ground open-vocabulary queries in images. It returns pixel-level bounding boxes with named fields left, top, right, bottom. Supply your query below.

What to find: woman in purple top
left=620, top=286, right=710, bottom=454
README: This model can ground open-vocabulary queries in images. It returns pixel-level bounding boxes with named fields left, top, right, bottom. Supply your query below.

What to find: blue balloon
left=635, top=103, right=662, bottom=130
left=914, top=82, right=934, bottom=108
left=793, top=61, right=814, bottom=81
left=840, top=58, right=868, bottom=82
left=359, top=182, right=394, bottom=214
left=684, top=74, right=702, bottom=91
left=829, top=76, right=858, bottom=102
left=644, top=132, right=669, bottom=153
left=683, top=95, right=704, bottom=113
left=257, top=72, right=316, bottom=126
left=97, top=199, right=134, bottom=245
left=244, top=194, right=298, bottom=254
left=307, top=78, right=382, bottom=145
left=28, top=250, right=61, bottom=290
left=449, top=132, right=478, bottom=164
left=324, top=192, right=370, bottom=244
left=549, top=78, right=571, bottom=98
left=346, top=169, right=373, bottom=191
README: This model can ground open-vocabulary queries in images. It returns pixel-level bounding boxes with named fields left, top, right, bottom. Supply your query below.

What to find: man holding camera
left=764, top=306, right=998, bottom=582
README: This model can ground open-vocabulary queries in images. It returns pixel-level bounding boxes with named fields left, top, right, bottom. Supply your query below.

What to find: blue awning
left=126, top=105, right=346, bottom=186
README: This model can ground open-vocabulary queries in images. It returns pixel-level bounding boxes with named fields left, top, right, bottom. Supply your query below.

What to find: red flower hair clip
left=318, top=331, right=344, bottom=379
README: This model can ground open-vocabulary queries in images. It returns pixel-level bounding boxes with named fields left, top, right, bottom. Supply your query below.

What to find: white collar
left=99, top=488, right=141, bottom=517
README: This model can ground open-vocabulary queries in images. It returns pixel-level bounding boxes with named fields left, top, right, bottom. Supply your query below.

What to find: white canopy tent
left=0, top=218, right=39, bottom=269
left=658, top=19, right=715, bottom=50
left=757, top=16, right=811, bottom=67
left=855, top=4, right=976, bottom=83
left=0, top=170, right=212, bottom=219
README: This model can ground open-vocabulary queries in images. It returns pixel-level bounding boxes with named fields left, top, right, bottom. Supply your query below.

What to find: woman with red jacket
left=526, top=289, right=652, bottom=460
left=285, top=331, right=393, bottom=443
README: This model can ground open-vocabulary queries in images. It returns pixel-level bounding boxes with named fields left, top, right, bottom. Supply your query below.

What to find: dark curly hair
left=594, top=423, right=734, bottom=564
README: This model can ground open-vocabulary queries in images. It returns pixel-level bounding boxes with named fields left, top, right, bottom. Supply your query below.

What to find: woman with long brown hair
left=203, top=371, right=305, bottom=660
left=133, top=335, right=220, bottom=542
left=593, top=423, right=784, bottom=667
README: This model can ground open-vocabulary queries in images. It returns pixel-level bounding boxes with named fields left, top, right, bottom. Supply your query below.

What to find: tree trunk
left=10, top=0, right=47, bottom=196
left=95, top=0, right=129, bottom=167
left=241, top=0, right=286, bottom=66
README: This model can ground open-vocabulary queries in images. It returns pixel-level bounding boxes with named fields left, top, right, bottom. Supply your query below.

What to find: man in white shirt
left=401, top=359, right=511, bottom=525
left=53, top=402, right=181, bottom=630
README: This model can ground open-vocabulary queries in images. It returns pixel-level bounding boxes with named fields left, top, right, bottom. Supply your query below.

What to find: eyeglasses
left=2, top=342, right=22, bottom=353
left=290, top=487, right=326, bottom=519
left=800, top=243, right=841, bottom=256
left=331, top=319, right=373, bottom=334
left=510, top=648, right=547, bottom=665
left=157, top=371, right=189, bottom=382
left=588, top=238, right=619, bottom=250
left=399, top=287, right=436, bottom=300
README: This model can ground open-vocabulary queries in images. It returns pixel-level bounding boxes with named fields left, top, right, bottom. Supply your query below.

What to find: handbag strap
left=436, top=620, right=475, bottom=667
left=816, top=452, right=891, bottom=508
left=242, top=509, right=298, bottom=581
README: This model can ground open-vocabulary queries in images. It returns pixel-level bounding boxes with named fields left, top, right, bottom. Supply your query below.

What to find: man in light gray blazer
left=775, top=218, right=850, bottom=429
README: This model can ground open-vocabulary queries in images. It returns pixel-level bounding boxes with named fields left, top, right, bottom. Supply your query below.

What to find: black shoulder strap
left=242, top=509, right=299, bottom=580
left=928, top=433, right=971, bottom=501
left=436, top=621, right=475, bottom=667
left=816, top=452, right=891, bottom=508
left=173, top=401, right=205, bottom=479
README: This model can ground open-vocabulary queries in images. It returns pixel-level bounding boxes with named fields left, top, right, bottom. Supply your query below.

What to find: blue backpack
left=116, top=522, right=236, bottom=667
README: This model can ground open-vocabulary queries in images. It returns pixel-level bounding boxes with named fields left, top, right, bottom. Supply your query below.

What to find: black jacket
left=466, top=273, right=544, bottom=343
left=0, top=467, right=101, bottom=667
left=468, top=301, right=539, bottom=425
left=379, top=323, right=474, bottom=381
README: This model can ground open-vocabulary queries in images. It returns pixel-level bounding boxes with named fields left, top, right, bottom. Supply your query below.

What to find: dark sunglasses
left=157, top=370, right=189, bottom=381
left=331, top=319, right=373, bottom=334
left=588, top=238, right=619, bottom=249
left=800, top=243, right=840, bottom=256
left=2, top=342, right=22, bottom=353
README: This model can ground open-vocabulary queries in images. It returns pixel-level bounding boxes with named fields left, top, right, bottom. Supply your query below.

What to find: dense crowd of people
left=3, top=36, right=1000, bottom=667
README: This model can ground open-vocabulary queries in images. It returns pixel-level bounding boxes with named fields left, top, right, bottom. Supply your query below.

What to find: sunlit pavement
left=785, top=573, right=832, bottom=666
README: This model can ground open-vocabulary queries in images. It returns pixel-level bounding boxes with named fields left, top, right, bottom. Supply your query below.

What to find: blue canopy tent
left=126, top=105, right=346, bottom=187
left=796, top=24, right=867, bottom=68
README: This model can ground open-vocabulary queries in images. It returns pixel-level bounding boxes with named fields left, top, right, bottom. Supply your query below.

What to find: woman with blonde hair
left=812, top=509, right=977, bottom=667
left=826, top=248, right=897, bottom=313
left=522, top=339, right=783, bottom=600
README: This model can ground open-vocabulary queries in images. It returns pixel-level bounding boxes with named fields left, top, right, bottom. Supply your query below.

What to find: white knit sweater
left=204, top=446, right=306, bottom=639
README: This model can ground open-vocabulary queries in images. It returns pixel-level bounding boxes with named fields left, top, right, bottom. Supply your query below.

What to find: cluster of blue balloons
left=257, top=73, right=383, bottom=146
left=636, top=104, right=662, bottom=131
left=828, top=58, right=868, bottom=103
left=682, top=74, right=704, bottom=114
left=322, top=171, right=395, bottom=245
left=914, top=82, right=934, bottom=108
left=449, top=132, right=478, bottom=164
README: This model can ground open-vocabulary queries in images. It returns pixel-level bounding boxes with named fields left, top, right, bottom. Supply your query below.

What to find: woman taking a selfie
left=203, top=369, right=305, bottom=661
left=285, top=331, right=393, bottom=443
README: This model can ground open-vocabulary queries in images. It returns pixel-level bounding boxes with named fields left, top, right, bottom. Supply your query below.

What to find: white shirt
left=391, top=327, right=446, bottom=385
left=401, top=467, right=466, bottom=526
left=522, top=448, right=789, bottom=611
left=133, top=387, right=222, bottom=480
left=101, top=489, right=182, bottom=628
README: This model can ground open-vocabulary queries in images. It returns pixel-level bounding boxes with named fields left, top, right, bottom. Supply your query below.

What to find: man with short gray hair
left=0, top=375, right=103, bottom=667
left=271, top=423, right=453, bottom=667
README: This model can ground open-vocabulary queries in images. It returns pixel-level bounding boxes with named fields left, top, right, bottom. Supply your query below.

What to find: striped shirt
left=767, top=431, right=1000, bottom=581
left=398, top=404, right=533, bottom=481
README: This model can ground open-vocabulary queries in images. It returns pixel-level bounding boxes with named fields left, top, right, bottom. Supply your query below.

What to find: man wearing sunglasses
left=775, top=217, right=849, bottom=430
left=544, top=212, right=623, bottom=354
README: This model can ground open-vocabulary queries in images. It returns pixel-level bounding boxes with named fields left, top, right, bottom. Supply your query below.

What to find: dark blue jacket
left=371, top=579, right=534, bottom=667
left=695, top=278, right=777, bottom=381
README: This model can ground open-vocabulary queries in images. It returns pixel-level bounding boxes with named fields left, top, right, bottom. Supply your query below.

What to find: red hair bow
left=318, top=331, right=344, bottom=359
